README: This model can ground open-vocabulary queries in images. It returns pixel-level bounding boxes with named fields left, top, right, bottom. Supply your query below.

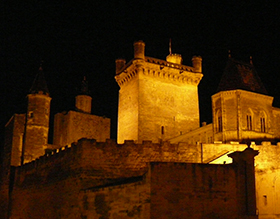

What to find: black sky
left=2, top=1, right=280, bottom=141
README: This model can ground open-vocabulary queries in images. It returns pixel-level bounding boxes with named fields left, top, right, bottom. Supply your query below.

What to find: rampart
left=78, top=147, right=259, bottom=219
left=14, top=138, right=200, bottom=189
left=6, top=139, right=200, bottom=218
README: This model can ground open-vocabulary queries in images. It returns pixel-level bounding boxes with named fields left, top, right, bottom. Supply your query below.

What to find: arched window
left=247, top=115, right=252, bottom=130
left=216, top=110, right=222, bottom=132
left=260, top=111, right=267, bottom=133
left=246, top=109, right=253, bottom=131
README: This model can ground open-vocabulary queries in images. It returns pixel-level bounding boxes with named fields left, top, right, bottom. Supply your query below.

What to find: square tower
left=115, top=41, right=203, bottom=143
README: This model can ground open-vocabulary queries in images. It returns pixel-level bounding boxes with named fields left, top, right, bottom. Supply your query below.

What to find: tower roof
left=217, top=58, right=267, bottom=94
left=29, top=66, right=50, bottom=95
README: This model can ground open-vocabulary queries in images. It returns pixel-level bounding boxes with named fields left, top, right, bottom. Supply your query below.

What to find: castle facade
left=1, top=40, right=280, bottom=218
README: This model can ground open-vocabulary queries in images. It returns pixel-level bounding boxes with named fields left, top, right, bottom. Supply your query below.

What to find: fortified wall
left=79, top=147, right=258, bottom=219
left=6, top=139, right=279, bottom=218
left=8, top=139, right=200, bottom=219
left=201, top=141, right=280, bottom=218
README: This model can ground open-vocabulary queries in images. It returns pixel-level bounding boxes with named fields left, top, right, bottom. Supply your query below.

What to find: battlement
left=18, top=138, right=280, bottom=178
left=115, top=56, right=203, bottom=87
left=145, top=56, right=195, bottom=72
left=14, top=138, right=201, bottom=187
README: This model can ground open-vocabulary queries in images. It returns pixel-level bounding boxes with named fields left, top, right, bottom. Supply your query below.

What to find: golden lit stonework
left=115, top=41, right=203, bottom=143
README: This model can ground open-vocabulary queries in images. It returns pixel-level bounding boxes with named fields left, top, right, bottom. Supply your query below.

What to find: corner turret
left=115, top=59, right=126, bottom=75
left=192, top=56, right=202, bottom=73
left=133, top=40, right=145, bottom=60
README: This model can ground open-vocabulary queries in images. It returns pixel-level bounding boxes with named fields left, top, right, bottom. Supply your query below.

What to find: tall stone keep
left=115, top=41, right=203, bottom=143
left=23, top=67, right=51, bottom=164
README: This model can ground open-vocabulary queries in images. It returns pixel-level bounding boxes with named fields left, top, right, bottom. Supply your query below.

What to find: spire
left=29, top=63, right=50, bottom=96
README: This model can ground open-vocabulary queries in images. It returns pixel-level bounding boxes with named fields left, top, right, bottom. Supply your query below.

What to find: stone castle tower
left=115, top=41, right=203, bottom=143
left=23, top=66, right=51, bottom=164
left=212, top=58, right=275, bottom=142
left=53, top=77, right=110, bottom=147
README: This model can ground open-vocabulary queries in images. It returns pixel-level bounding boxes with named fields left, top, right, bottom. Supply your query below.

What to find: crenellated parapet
left=14, top=138, right=201, bottom=187
left=115, top=56, right=203, bottom=87
left=15, top=142, right=79, bottom=175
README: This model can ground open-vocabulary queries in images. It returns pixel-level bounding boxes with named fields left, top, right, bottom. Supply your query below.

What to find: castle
left=1, top=40, right=280, bottom=218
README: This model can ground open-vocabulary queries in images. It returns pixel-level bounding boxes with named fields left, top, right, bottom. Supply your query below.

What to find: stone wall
left=201, top=142, right=280, bottom=219
left=79, top=177, right=150, bottom=219
left=53, top=110, right=110, bottom=147
left=150, top=162, right=241, bottom=219
left=77, top=148, right=258, bottom=219
left=6, top=139, right=200, bottom=218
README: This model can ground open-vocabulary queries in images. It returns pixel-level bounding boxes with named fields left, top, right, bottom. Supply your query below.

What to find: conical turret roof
left=29, top=66, right=50, bottom=95
left=217, top=58, right=267, bottom=95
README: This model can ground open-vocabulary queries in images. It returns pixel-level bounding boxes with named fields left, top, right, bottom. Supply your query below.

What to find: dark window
left=218, top=116, right=222, bottom=132
left=247, top=115, right=252, bottom=130
left=260, top=117, right=266, bottom=132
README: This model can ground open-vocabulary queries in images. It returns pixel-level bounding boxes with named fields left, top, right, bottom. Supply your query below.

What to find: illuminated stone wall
left=212, top=90, right=274, bottom=142
left=117, top=70, right=139, bottom=143
left=4, top=114, right=25, bottom=167
left=200, top=142, right=280, bottom=219
left=172, top=89, right=280, bottom=144
left=24, top=94, right=51, bottom=164
left=6, top=139, right=199, bottom=218
left=138, top=67, right=200, bottom=142
left=79, top=178, right=150, bottom=219
left=271, top=107, right=280, bottom=139
left=53, top=110, right=110, bottom=147
left=116, top=41, right=202, bottom=143
left=78, top=149, right=258, bottom=219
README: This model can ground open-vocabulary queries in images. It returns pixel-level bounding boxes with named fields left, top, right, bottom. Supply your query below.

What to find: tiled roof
left=217, top=58, right=267, bottom=94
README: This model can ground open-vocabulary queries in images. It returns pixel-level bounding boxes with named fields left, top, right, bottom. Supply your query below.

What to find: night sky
left=2, top=1, right=280, bottom=142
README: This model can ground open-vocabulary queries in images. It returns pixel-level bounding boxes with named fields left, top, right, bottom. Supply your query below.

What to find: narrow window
left=263, top=195, right=267, bottom=206
left=261, top=117, right=266, bottom=132
left=247, top=115, right=252, bottom=130
left=161, top=126, right=164, bottom=135
left=218, top=116, right=222, bottom=132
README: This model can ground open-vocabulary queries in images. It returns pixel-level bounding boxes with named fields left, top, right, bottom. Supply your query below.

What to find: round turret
left=115, top=59, right=126, bottom=74
left=166, top=53, right=182, bottom=64
left=133, top=40, right=145, bottom=59
left=192, top=56, right=202, bottom=73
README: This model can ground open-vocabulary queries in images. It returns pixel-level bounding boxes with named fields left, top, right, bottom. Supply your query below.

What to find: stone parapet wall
left=14, top=139, right=200, bottom=188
